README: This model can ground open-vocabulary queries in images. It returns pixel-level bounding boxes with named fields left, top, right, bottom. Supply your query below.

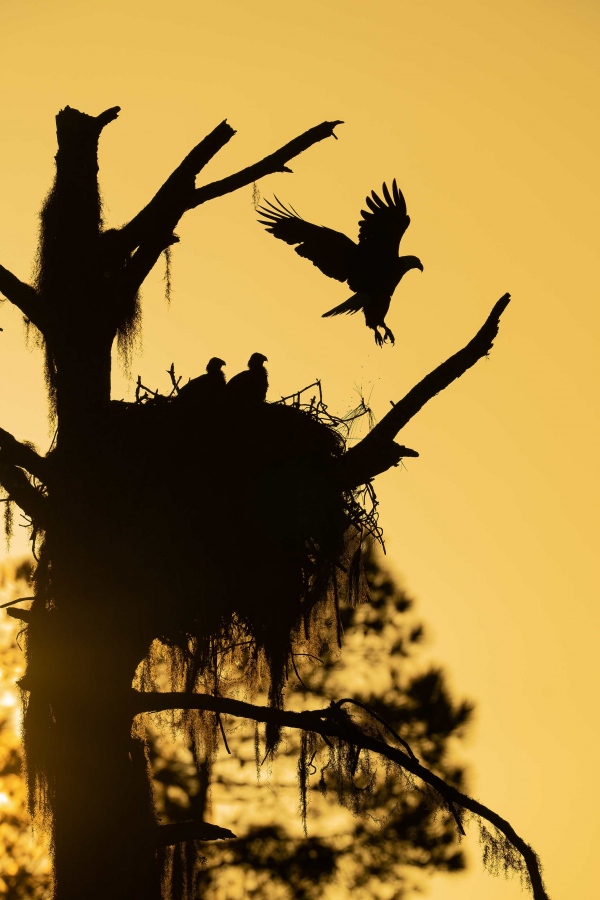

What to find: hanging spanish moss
left=163, top=247, right=173, bottom=304
left=298, top=729, right=319, bottom=835
left=115, top=292, right=142, bottom=378
left=32, top=126, right=105, bottom=411
left=115, top=377, right=378, bottom=714
left=20, top=305, right=58, bottom=418
left=42, top=346, right=58, bottom=418
left=479, top=821, right=530, bottom=883
left=33, top=144, right=104, bottom=305
left=3, top=497, right=13, bottom=551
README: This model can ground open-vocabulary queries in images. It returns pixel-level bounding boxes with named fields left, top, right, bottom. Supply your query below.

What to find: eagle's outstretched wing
left=357, top=180, right=411, bottom=257
left=258, top=198, right=357, bottom=283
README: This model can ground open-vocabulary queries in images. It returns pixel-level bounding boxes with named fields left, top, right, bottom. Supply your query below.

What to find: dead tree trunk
left=25, top=106, right=169, bottom=900
left=1, top=105, right=343, bottom=900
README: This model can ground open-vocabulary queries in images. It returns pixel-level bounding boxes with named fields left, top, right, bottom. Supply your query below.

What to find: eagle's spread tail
left=322, top=293, right=367, bottom=318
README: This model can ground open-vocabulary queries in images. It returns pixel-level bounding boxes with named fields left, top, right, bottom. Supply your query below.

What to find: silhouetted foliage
left=0, top=560, right=51, bottom=900
left=144, top=546, right=472, bottom=900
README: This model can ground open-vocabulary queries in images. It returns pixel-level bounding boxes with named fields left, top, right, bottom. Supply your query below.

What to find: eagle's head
left=206, top=357, right=226, bottom=372
left=399, top=255, right=424, bottom=275
left=248, top=352, right=268, bottom=369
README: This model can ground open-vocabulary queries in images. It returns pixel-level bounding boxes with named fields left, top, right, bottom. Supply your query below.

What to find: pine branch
left=0, top=265, right=45, bottom=330
left=337, top=294, right=511, bottom=488
left=191, top=120, right=343, bottom=208
left=133, top=686, right=549, bottom=900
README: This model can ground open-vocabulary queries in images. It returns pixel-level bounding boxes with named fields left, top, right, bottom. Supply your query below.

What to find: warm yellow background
left=1, top=1, right=598, bottom=897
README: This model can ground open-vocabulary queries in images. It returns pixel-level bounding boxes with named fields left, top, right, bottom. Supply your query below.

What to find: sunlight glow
left=0, top=2, right=598, bottom=898
left=0, top=689, right=17, bottom=708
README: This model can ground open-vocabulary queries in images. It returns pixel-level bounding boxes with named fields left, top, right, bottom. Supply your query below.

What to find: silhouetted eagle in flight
left=257, top=180, right=423, bottom=346
left=178, top=357, right=226, bottom=407
left=226, top=353, right=268, bottom=404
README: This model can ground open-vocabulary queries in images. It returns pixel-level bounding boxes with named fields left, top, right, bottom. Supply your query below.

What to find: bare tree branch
left=156, top=820, right=236, bottom=847
left=103, top=119, right=342, bottom=307
left=372, top=293, right=511, bottom=440
left=337, top=294, right=511, bottom=488
left=0, top=459, right=48, bottom=527
left=111, top=234, right=180, bottom=312
left=6, top=607, right=34, bottom=622
left=0, top=427, right=48, bottom=482
left=191, top=120, right=343, bottom=208
left=94, top=106, right=121, bottom=130
left=111, top=120, right=236, bottom=254
left=341, top=442, right=419, bottom=489
left=0, top=264, right=45, bottom=330
left=133, top=687, right=549, bottom=900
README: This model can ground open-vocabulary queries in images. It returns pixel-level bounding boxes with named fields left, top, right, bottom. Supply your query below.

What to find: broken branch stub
left=156, top=821, right=236, bottom=847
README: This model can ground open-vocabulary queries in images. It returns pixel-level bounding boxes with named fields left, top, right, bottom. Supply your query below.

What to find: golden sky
left=1, top=1, right=599, bottom=897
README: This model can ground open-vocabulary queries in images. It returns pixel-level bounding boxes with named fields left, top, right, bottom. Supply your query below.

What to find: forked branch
left=191, top=120, right=344, bottom=208
left=338, top=294, right=511, bottom=488
left=113, top=120, right=236, bottom=254
left=133, top=688, right=548, bottom=900
left=104, top=118, right=342, bottom=305
left=113, top=119, right=342, bottom=257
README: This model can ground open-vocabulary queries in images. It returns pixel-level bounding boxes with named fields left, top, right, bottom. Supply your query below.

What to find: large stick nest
left=56, top=379, right=381, bottom=711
